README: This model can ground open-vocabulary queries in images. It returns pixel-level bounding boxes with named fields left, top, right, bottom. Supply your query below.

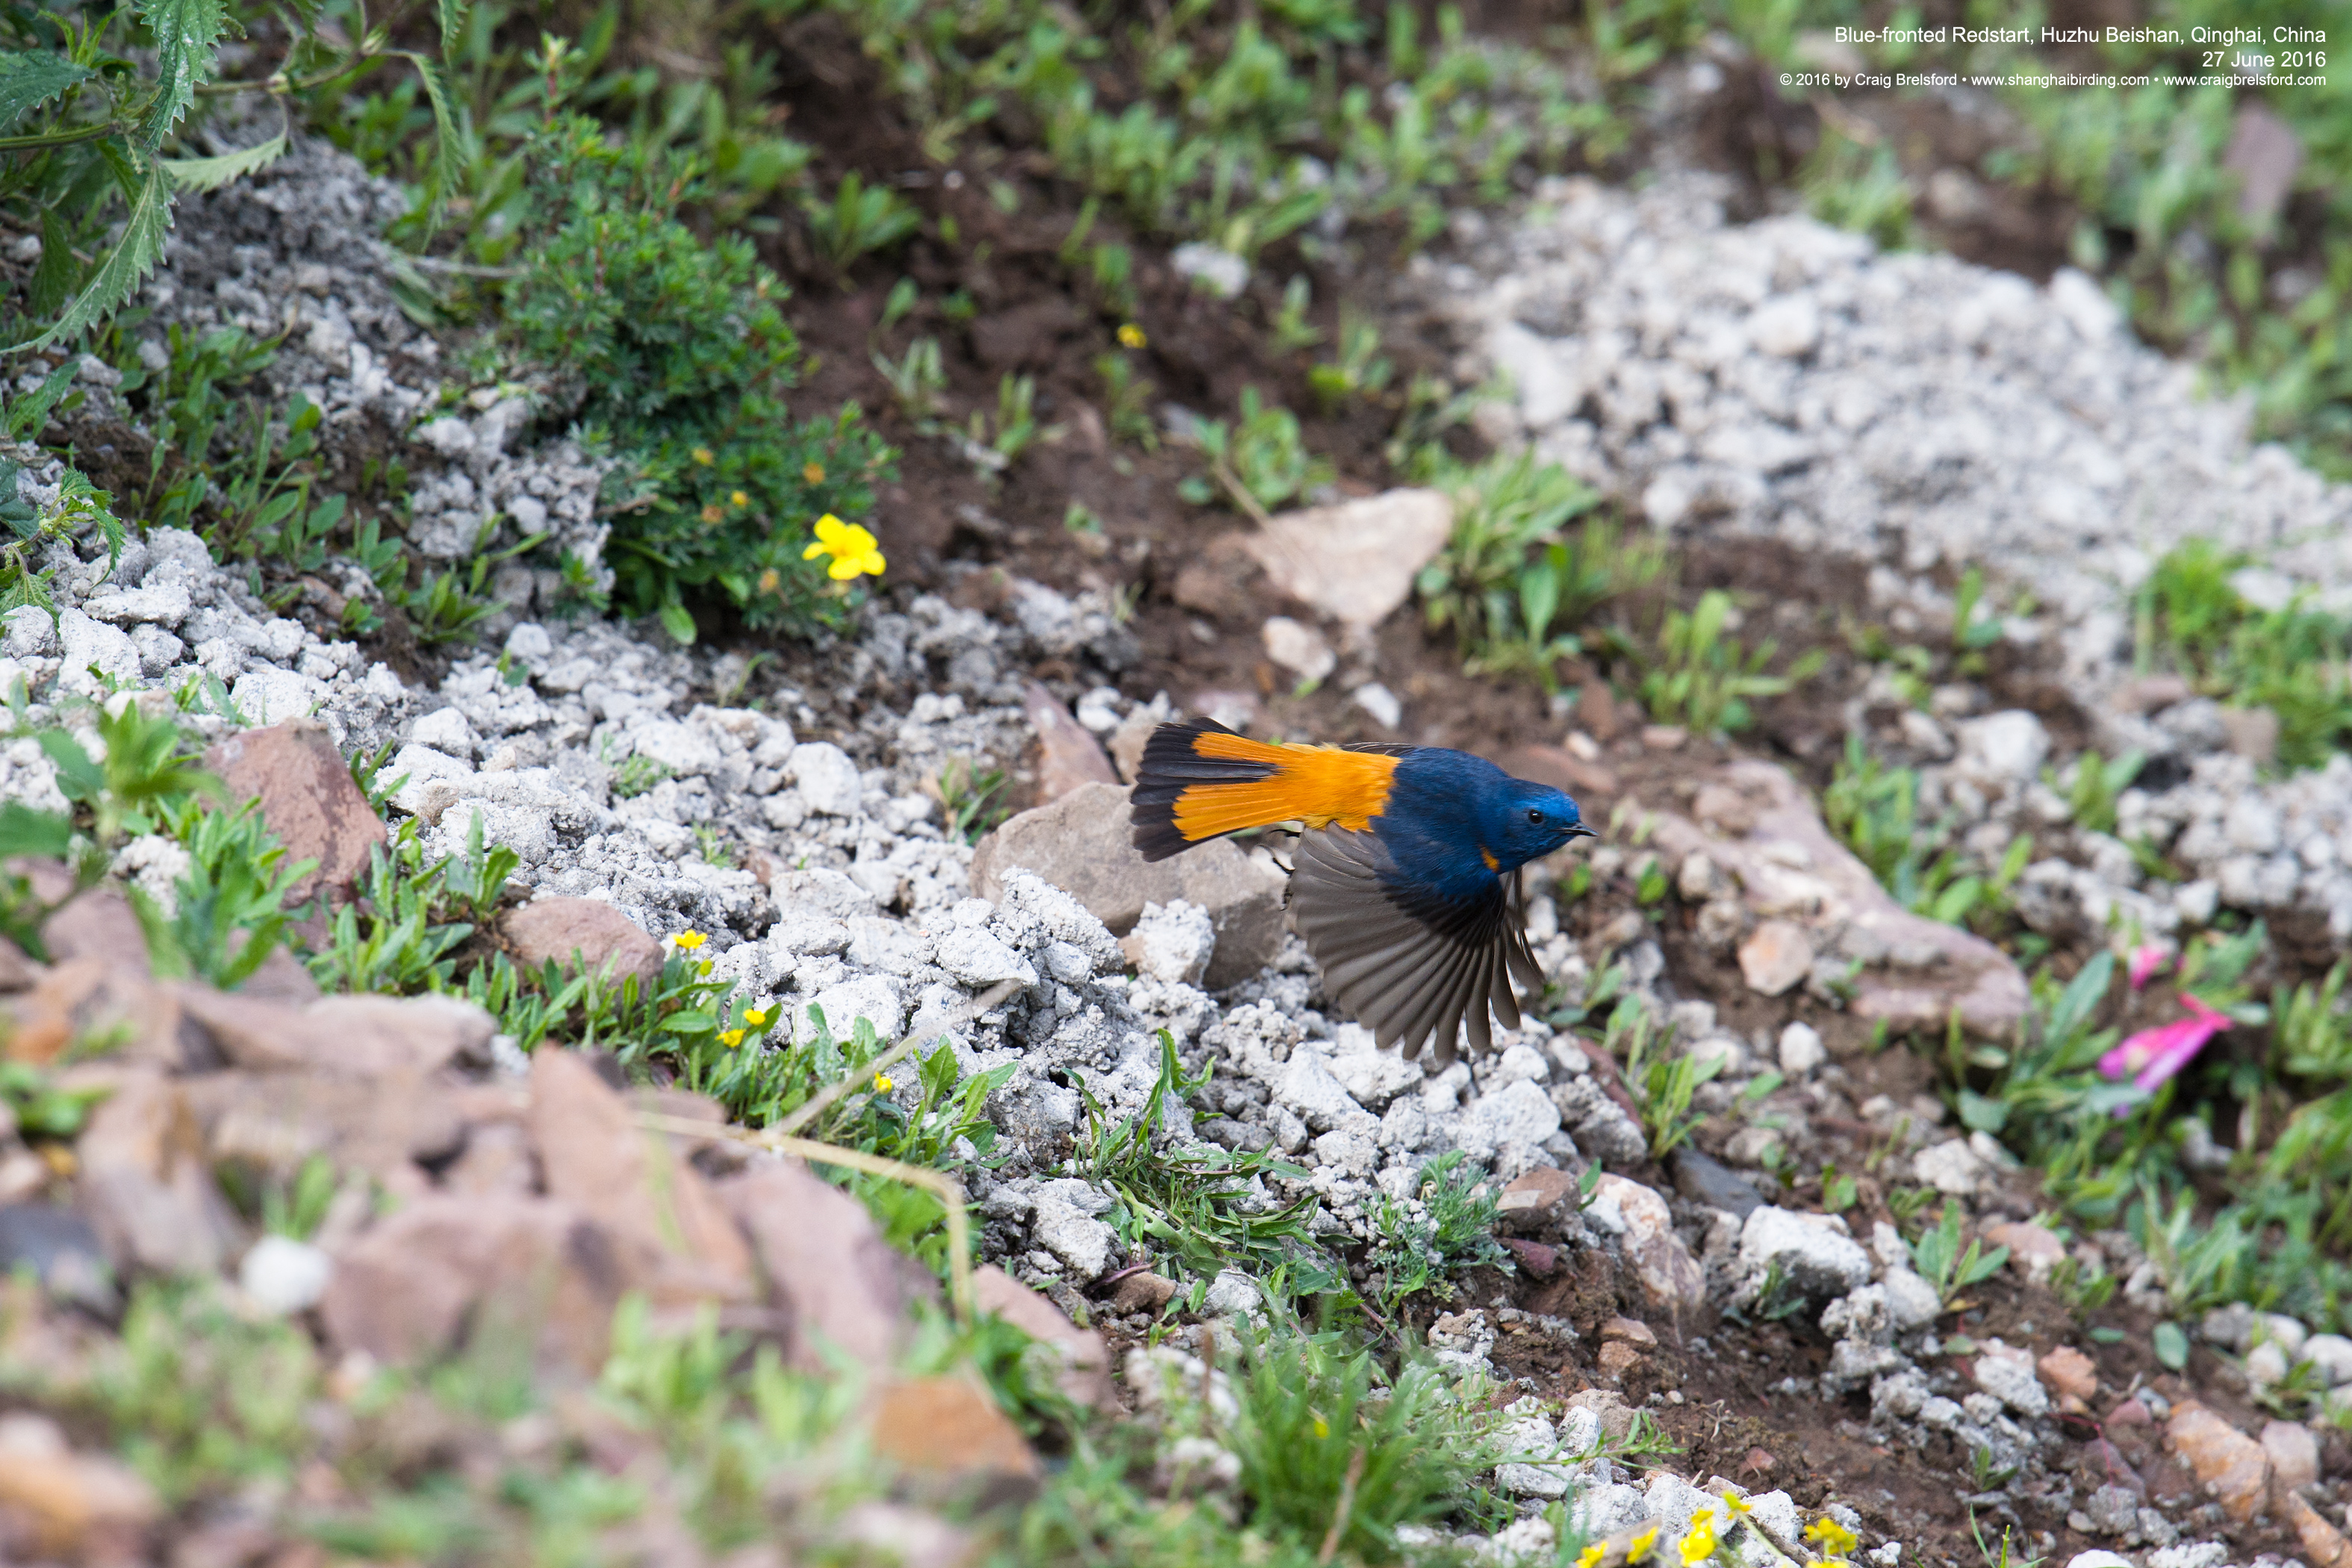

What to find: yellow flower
left=700, top=503, right=725, bottom=523
left=730, top=490, right=750, bottom=507
left=1118, top=323, right=1147, bottom=349
left=1720, top=1496, right=1753, bottom=1517
left=873, top=1072, right=894, bottom=1092
left=719, top=1028, right=744, bottom=1047
left=758, top=567, right=781, bottom=593
left=692, top=446, right=715, bottom=465
left=697, top=960, right=712, bottom=977
left=1312, top=1415, right=1329, bottom=1438
left=1680, top=1516, right=1717, bottom=1565
left=1804, top=1520, right=1858, bottom=1558
left=803, top=461, right=826, bottom=484
left=1626, top=1525, right=1661, bottom=1564
left=744, top=1007, right=771, bottom=1027
left=803, top=513, right=886, bottom=581
left=673, top=930, right=706, bottom=951
left=1576, top=1548, right=1605, bottom=1568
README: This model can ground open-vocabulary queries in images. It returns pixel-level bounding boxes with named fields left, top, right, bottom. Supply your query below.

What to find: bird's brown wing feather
left=1289, top=826, right=1538, bottom=1065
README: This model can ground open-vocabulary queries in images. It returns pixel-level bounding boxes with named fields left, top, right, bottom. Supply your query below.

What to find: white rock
left=1351, top=682, right=1402, bottom=729
left=1261, top=617, right=1336, bottom=682
left=1278, top=1049, right=1375, bottom=1134
left=1881, top=1267, right=1943, bottom=1331
left=1911, top=1139, right=1986, bottom=1197
left=787, top=741, right=864, bottom=817
left=2065, top=1554, right=2135, bottom=1568
left=1031, top=1195, right=1118, bottom=1280
left=240, top=1234, right=333, bottom=1315
left=1171, top=243, right=1249, bottom=299
left=1749, top=296, right=1822, bottom=358
left=1776, top=1021, right=1826, bottom=1076
left=1204, top=1270, right=1260, bottom=1316
left=1457, top=1078, right=1562, bottom=1160
left=231, top=668, right=326, bottom=727
left=934, top=927, right=1039, bottom=989
left=409, top=706, right=479, bottom=759
left=1974, top=1351, right=2050, bottom=1416
left=1124, top=899, right=1216, bottom=985
left=1958, top=710, right=2050, bottom=784
left=1739, top=1206, right=1873, bottom=1301
left=796, top=974, right=903, bottom=1045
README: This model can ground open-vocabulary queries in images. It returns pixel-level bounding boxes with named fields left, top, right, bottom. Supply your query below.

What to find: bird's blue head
left=1483, top=777, right=1597, bottom=869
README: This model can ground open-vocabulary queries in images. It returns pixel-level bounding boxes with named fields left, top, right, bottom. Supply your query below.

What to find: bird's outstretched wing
left=1288, top=824, right=1543, bottom=1065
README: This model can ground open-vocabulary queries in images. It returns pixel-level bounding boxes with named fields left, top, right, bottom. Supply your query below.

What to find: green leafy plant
left=2052, top=747, right=2146, bottom=837
left=936, top=757, right=1008, bottom=844
left=503, top=119, right=893, bottom=643
left=2137, top=539, right=2352, bottom=771
left=1365, top=1149, right=1511, bottom=1313
left=1095, top=351, right=1158, bottom=448
left=1307, top=314, right=1393, bottom=411
left=1076, top=1033, right=1319, bottom=1285
left=1416, top=454, right=1613, bottom=656
left=1908, top=1203, right=2011, bottom=1305
left=801, top=171, right=921, bottom=276
left=964, top=373, right=1063, bottom=473
left=1640, top=589, right=1823, bottom=736
left=1616, top=998, right=1720, bottom=1159
left=873, top=336, right=948, bottom=426
left=1182, top=388, right=1331, bottom=523
left=138, top=796, right=318, bottom=990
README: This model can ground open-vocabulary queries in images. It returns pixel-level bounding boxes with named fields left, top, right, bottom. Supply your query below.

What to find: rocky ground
left=4, top=113, right=2352, bottom=1568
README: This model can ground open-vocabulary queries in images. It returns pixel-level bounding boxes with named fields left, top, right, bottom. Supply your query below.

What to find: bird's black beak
left=1566, top=824, right=1599, bottom=840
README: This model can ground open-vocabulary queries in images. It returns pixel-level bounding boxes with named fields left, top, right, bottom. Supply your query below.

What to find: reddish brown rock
left=1107, top=1269, right=1180, bottom=1316
left=715, top=1160, right=935, bottom=1372
left=1601, top=1316, right=1658, bottom=1348
left=972, top=1264, right=1113, bottom=1409
left=869, top=1377, right=1040, bottom=1503
left=178, top=988, right=492, bottom=1077
left=185, top=1069, right=465, bottom=1194
left=527, top=1048, right=756, bottom=1309
left=501, top=898, right=665, bottom=987
left=0, top=935, right=41, bottom=993
left=205, top=718, right=388, bottom=906
left=40, top=886, right=149, bottom=970
left=1021, top=681, right=1117, bottom=804
left=1637, top=760, right=2028, bottom=1035
left=1496, top=1166, right=1583, bottom=1236
left=1596, top=1340, right=1645, bottom=1380
left=74, top=1071, right=243, bottom=1275
left=320, top=1192, right=627, bottom=1371
left=2168, top=1399, right=2273, bottom=1523
left=2282, top=1489, right=2351, bottom=1568
left=2036, top=1345, right=2097, bottom=1404
left=1737, top=920, right=1813, bottom=997
left=1, top=956, right=181, bottom=1068
left=0, top=1411, right=160, bottom=1556
left=1984, top=1220, right=2068, bottom=1279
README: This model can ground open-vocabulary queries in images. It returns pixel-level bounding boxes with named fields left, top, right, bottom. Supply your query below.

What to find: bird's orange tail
left=1129, top=718, right=1399, bottom=862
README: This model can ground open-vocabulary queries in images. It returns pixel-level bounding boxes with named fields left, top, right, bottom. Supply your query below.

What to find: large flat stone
left=971, top=782, right=1287, bottom=989
left=1237, top=488, right=1453, bottom=630
left=205, top=718, right=388, bottom=907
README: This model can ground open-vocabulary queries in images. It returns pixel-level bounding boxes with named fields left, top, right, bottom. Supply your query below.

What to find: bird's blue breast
left=1372, top=750, right=1520, bottom=905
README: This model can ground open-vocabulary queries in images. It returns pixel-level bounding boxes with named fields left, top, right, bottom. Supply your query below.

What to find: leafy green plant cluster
left=1077, top=1033, right=1322, bottom=1289
left=0, top=0, right=464, bottom=352
left=1825, top=734, right=2033, bottom=934
left=502, top=118, right=894, bottom=643
left=1640, top=588, right=1824, bottom=737
left=1365, top=1149, right=1511, bottom=1313
left=2136, top=538, right=2352, bottom=771
left=1614, top=996, right=1720, bottom=1160
left=1181, top=388, right=1333, bottom=521
left=1907, top=1204, right=2010, bottom=1306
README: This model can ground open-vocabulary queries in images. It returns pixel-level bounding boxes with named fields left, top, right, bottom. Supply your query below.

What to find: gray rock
left=787, top=741, right=864, bottom=817
left=1974, top=1352, right=2050, bottom=1417
left=1030, top=1195, right=1119, bottom=1281
left=1739, top=1206, right=1873, bottom=1307
left=1457, top=1079, right=1562, bottom=1162
left=1276, top=1049, right=1375, bottom=1135
left=934, top=927, right=1039, bottom=989
left=1671, top=1148, right=1762, bottom=1219
left=1122, top=899, right=1215, bottom=986
left=972, top=783, right=1287, bottom=989
left=1957, top=711, right=2050, bottom=784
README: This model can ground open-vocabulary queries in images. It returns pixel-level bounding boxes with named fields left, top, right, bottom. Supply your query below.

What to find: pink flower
left=2099, top=993, right=2230, bottom=1095
left=2127, top=943, right=2174, bottom=991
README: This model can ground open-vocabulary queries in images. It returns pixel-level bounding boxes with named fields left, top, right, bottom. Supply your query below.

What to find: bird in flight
left=1130, top=717, right=1595, bottom=1063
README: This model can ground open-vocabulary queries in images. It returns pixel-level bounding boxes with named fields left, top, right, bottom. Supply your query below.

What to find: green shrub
left=504, top=121, right=895, bottom=642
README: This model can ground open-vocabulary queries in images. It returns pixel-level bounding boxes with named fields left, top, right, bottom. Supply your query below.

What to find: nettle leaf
left=399, top=52, right=464, bottom=224
left=16, top=154, right=172, bottom=352
left=164, top=130, right=287, bottom=192
left=438, top=0, right=470, bottom=55
left=0, top=52, right=94, bottom=127
left=29, top=211, right=76, bottom=320
left=137, top=0, right=231, bottom=148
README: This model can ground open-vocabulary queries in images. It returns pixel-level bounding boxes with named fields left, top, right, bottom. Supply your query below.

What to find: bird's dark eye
left=1527, top=809, right=1544, bottom=824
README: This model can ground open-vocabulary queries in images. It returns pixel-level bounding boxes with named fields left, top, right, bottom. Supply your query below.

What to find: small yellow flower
left=1118, top=323, right=1147, bottom=349
left=1576, top=1547, right=1605, bottom=1568
left=1720, top=1496, right=1753, bottom=1517
left=744, top=1007, right=771, bottom=1027
left=731, top=490, right=750, bottom=507
left=873, top=1072, right=894, bottom=1092
left=673, top=930, right=706, bottom=951
left=803, top=461, right=826, bottom=484
left=697, top=960, right=712, bottom=977
left=1804, top=1520, right=1858, bottom=1559
left=691, top=446, right=715, bottom=465
left=1626, top=1525, right=1661, bottom=1564
left=758, top=567, right=781, bottom=593
left=1312, top=1415, right=1329, bottom=1438
left=803, top=513, right=886, bottom=581
left=719, top=1028, right=745, bottom=1047
left=1680, top=1516, right=1717, bottom=1565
